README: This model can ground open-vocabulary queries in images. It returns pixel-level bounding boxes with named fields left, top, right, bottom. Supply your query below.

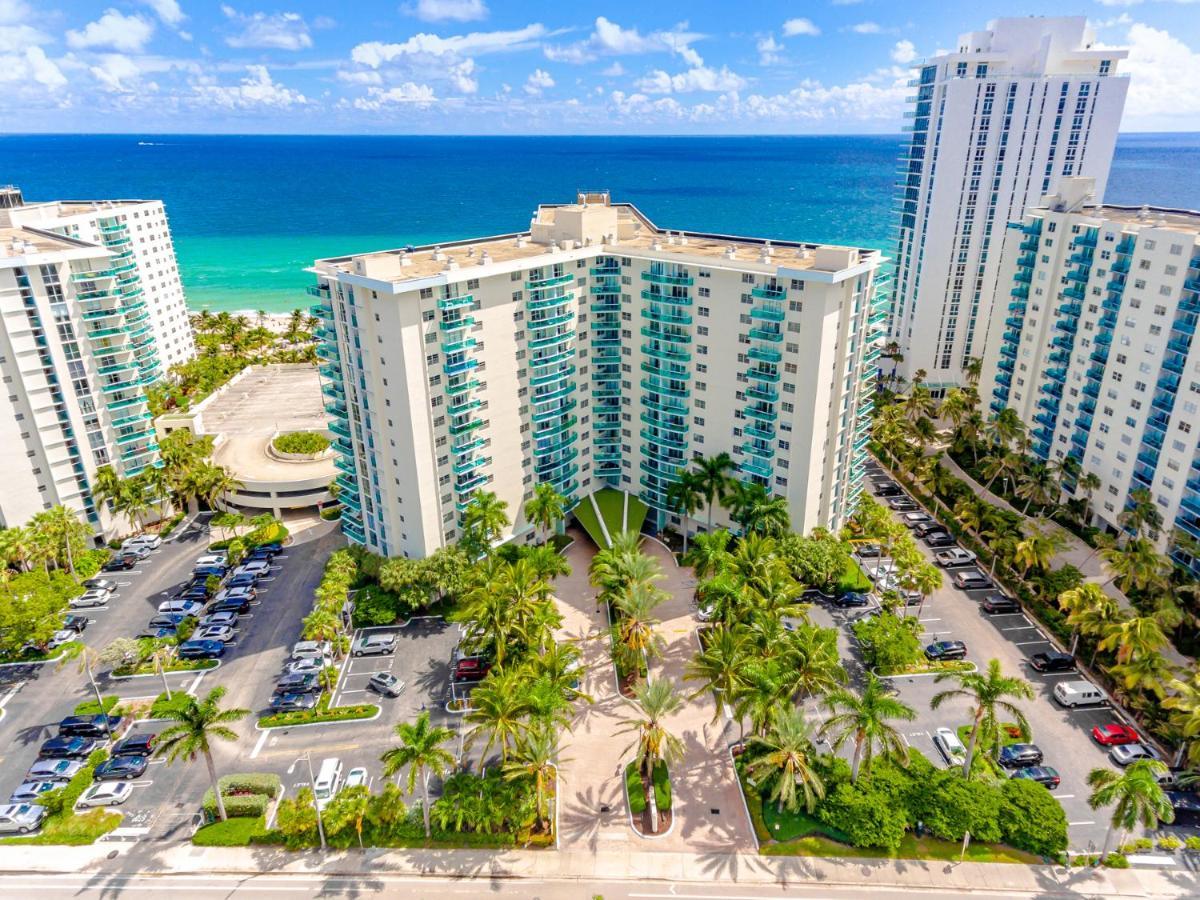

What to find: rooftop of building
left=1096, top=205, right=1200, bottom=236
left=313, top=192, right=879, bottom=285
left=0, top=225, right=104, bottom=261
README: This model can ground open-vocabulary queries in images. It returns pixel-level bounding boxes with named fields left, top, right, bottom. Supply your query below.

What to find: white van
left=1054, top=680, right=1106, bottom=708
left=313, top=757, right=342, bottom=811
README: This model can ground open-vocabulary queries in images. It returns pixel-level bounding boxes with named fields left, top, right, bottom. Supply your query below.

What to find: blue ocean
left=2, top=133, right=1197, bottom=313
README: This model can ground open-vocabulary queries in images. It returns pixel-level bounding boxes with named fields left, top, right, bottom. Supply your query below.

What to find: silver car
left=353, top=632, right=397, bottom=657
left=0, top=803, right=46, bottom=835
left=194, top=625, right=235, bottom=643
left=27, top=758, right=85, bottom=783
left=1110, top=743, right=1163, bottom=767
left=69, top=590, right=110, bottom=609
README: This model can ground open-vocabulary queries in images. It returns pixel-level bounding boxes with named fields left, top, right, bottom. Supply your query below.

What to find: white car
left=199, top=611, right=239, bottom=629
left=75, top=781, right=132, bottom=809
left=864, top=560, right=897, bottom=581
left=118, top=543, right=152, bottom=560
left=291, top=640, right=333, bottom=662
left=283, top=657, right=329, bottom=677
left=343, top=767, right=369, bottom=791
left=123, top=535, right=162, bottom=552
left=157, top=599, right=205, bottom=617
left=194, top=553, right=228, bottom=568
left=46, top=629, right=78, bottom=650
left=933, top=727, right=967, bottom=768
left=69, top=591, right=110, bottom=609
left=194, top=625, right=235, bottom=643
left=935, top=548, right=978, bottom=568
left=235, top=560, right=271, bottom=579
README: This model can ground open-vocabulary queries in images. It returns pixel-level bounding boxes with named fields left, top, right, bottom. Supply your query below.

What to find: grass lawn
left=594, top=488, right=626, bottom=537
left=0, top=809, right=122, bottom=845
left=573, top=499, right=606, bottom=549
left=193, top=816, right=268, bottom=847
left=625, top=760, right=671, bottom=815
left=626, top=494, right=650, bottom=535
left=837, top=558, right=872, bottom=594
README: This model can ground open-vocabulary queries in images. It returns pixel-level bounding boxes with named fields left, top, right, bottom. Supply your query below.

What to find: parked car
left=1053, top=680, right=1107, bottom=708
left=102, top=554, right=138, bottom=572
left=193, top=553, right=227, bottom=568
left=998, top=744, right=1044, bottom=769
left=226, top=573, right=258, bottom=590
left=194, top=625, right=235, bottom=643
left=981, top=594, right=1021, bottom=614
left=913, top=520, right=947, bottom=537
left=111, top=734, right=156, bottom=758
left=177, top=639, right=225, bottom=660
left=368, top=672, right=405, bottom=697
left=138, top=626, right=178, bottom=641
left=344, top=767, right=369, bottom=790
left=199, top=611, right=239, bottom=630
left=275, top=672, right=322, bottom=695
left=148, top=613, right=190, bottom=630
left=58, top=714, right=121, bottom=738
left=251, top=542, right=282, bottom=556
left=353, top=632, right=398, bottom=657
left=901, top=512, right=934, bottom=527
left=932, top=727, right=967, bottom=768
left=69, top=590, right=109, bottom=609
left=81, top=577, right=117, bottom=593
left=889, top=498, right=919, bottom=512
left=76, top=781, right=133, bottom=808
left=212, top=586, right=256, bottom=606
left=925, top=640, right=968, bottom=661
left=283, top=657, right=328, bottom=677
left=118, top=544, right=151, bottom=561
left=247, top=547, right=278, bottom=563
left=0, top=803, right=46, bottom=835
left=270, top=692, right=319, bottom=712
left=124, top=534, right=162, bottom=551
left=831, top=591, right=871, bottom=609
left=158, top=599, right=205, bottom=617
left=1030, top=651, right=1075, bottom=673
left=935, top=548, right=978, bottom=568
left=192, top=564, right=227, bottom=580
left=1010, top=766, right=1061, bottom=789
left=1091, top=723, right=1141, bottom=746
left=26, top=758, right=86, bottom=783
left=8, top=782, right=56, bottom=804
left=924, top=532, right=958, bottom=549
left=235, top=560, right=271, bottom=579
left=209, top=596, right=252, bottom=615
left=291, top=640, right=332, bottom=661
left=854, top=543, right=883, bottom=558
left=1166, top=791, right=1200, bottom=827
left=93, top=756, right=148, bottom=781
left=953, top=569, right=993, bottom=590
left=452, top=656, right=492, bottom=683
left=37, top=736, right=99, bottom=760
left=176, top=586, right=211, bottom=603
left=1110, top=743, right=1162, bottom=767
left=62, top=614, right=89, bottom=633
left=45, top=629, right=78, bottom=650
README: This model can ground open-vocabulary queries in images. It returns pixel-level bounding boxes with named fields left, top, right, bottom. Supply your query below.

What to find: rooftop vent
left=432, top=245, right=445, bottom=261
left=479, top=250, right=491, bottom=265
left=724, top=245, right=736, bottom=260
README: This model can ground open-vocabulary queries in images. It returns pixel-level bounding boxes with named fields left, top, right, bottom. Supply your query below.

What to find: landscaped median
left=257, top=694, right=380, bottom=729
left=625, top=760, right=672, bottom=837
left=112, top=656, right=218, bottom=678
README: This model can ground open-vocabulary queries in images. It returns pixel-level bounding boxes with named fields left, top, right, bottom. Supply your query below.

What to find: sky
left=2, top=0, right=1199, bottom=134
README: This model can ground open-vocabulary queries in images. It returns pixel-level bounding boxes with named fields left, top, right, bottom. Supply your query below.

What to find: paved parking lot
left=851, top=458, right=1198, bottom=851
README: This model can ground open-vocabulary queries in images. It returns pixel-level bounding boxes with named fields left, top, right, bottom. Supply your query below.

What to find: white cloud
left=195, top=64, right=307, bottom=107
left=351, top=24, right=546, bottom=66
left=757, top=35, right=783, bottom=66
left=782, top=18, right=819, bottom=37
left=1105, top=23, right=1200, bottom=123
left=139, top=0, right=184, bottom=27
left=890, top=39, right=917, bottom=64
left=90, top=53, right=144, bottom=92
left=353, top=82, right=437, bottom=110
left=0, top=22, right=48, bottom=52
left=544, top=16, right=703, bottom=67
left=221, top=6, right=312, bottom=51
left=851, top=22, right=882, bottom=34
left=66, top=9, right=155, bottom=52
left=0, top=45, right=66, bottom=88
left=449, top=58, right=477, bottom=93
left=404, top=0, right=488, bottom=22
left=601, top=61, right=624, bottom=76
left=636, top=65, right=747, bottom=94
left=0, top=0, right=31, bottom=23
left=523, top=67, right=554, bottom=95
left=337, top=68, right=382, bottom=85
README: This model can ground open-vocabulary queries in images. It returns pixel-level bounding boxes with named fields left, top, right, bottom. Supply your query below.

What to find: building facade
left=308, top=194, right=885, bottom=559
left=1, top=186, right=195, bottom=369
left=0, top=219, right=166, bottom=538
left=980, top=178, right=1200, bottom=560
left=889, top=17, right=1128, bottom=393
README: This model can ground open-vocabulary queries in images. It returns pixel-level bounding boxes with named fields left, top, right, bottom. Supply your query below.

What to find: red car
left=1092, top=723, right=1140, bottom=746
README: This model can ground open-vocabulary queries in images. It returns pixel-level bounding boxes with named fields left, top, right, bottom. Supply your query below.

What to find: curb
left=0, top=651, right=67, bottom=669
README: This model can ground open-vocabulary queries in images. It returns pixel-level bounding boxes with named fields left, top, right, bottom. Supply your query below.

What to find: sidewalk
left=2, top=843, right=1196, bottom=898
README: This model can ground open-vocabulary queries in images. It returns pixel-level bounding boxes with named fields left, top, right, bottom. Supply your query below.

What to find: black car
left=1166, top=791, right=1200, bottom=826
left=998, top=744, right=1044, bottom=769
left=38, top=736, right=99, bottom=759
left=855, top=543, right=883, bottom=558
left=148, top=613, right=190, bottom=629
left=192, top=564, right=227, bottom=579
left=1031, top=651, right=1075, bottom=673
left=62, top=614, right=89, bottom=633
left=1010, top=766, right=1061, bottom=788
left=102, top=554, right=138, bottom=572
left=251, top=543, right=282, bottom=557
left=832, top=591, right=871, bottom=609
left=58, top=714, right=122, bottom=738
left=270, top=692, right=319, bottom=712
left=139, top=626, right=178, bottom=640
left=177, top=639, right=225, bottom=659
left=925, top=640, right=967, bottom=661
left=914, top=521, right=948, bottom=538
left=226, top=573, right=257, bottom=589
left=981, top=594, right=1021, bottom=614
left=111, top=734, right=156, bottom=758
left=274, top=672, right=321, bottom=695
left=875, top=486, right=903, bottom=498
left=82, top=577, right=117, bottom=593
left=209, top=597, right=252, bottom=615
left=924, top=533, right=957, bottom=549
left=93, top=755, right=148, bottom=781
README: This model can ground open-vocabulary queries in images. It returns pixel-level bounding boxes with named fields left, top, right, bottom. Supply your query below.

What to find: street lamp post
left=295, top=751, right=327, bottom=850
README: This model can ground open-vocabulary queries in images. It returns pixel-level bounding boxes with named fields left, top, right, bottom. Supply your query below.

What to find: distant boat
left=137, top=142, right=164, bottom=146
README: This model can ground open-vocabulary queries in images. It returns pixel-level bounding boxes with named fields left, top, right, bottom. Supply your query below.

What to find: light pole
left=293, top=751, right=326, bottom=849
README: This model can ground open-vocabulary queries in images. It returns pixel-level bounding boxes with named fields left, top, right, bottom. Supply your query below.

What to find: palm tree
left=980, top=452, right=1018, bottom=495
left=1119, top=488, right=1163, bottom=540
left=464, top=668, right=532, bottom=767
left=1164, top=669, right=1200, bottom=768
left=1013, top=525, right=1065, bottom=577
left=726, top=482, right=790, bottom=537
left=1102, top=537, right=1167, bottom=594
left=665, top=469, right=704, bottom=554
left=985, top=407, right=1025, bottom=452
left=692, top=453, right=734, bottom=530
left=614, top=582, right=666, bottom=663
left=325, top=785, right=370, bottom=849
left=819, top=674, right=916, bottom=783
left=525, top=483, right=567, bottom=545
left=1098, top=615, right=1169, bottom=666
left=962, top=356, right=984, bottom=386
left=745, top=705, right=825, bottom=814
left=90, top=464, right=123, bottom=516
left=684, top=624, right=750, bottom=723
left=1078, top=472, right=1102, bottom=525
left=155, top=686, right=249, bottom=822
left=461, top=489, right=509, bottom=555
left=682, top=529, right=731, bottom=580
left=1087, top=761, right=1174, bottom=863
left=1059, top=583, right=1116, bottom=655
left=617, top=678, right=684, bottom=832
left=0, top=525, right=32, bottom=575
left=380, top=711, right=455, bottom=839
left=502, top=722, right=561, bottom=834
left=1015, top=464, right=1058, bottom=515
left=931, top=658, right=1034, bottom=778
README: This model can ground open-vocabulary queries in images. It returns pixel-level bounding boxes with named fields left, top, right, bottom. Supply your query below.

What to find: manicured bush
left=1104, top=852, right=1129, bottom=868
left=1184, top=835, right=1200, bottom=851
left=816, top=782, right=908, bottom=851
left=75, top=549, right=111, bottom=580
left=625, top=761, right=670, bottom=815
left=1158, top=835, right=1184, bottom=851
left=319, top=505, right=342, bottom=521
left=215, top=773, right=282, bottom=798
left=203, top=791, right=269, bottom=819
left=998, top=777, right=1069, bottom=857
left=273, top=432, right=330, bottom=455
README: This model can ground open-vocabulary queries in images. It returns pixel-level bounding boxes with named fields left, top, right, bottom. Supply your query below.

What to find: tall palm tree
left=1059, top=583, right=1116, bottom=655
left=1098, top=615, right=1169, bottom=666
left=980, top=452, right=1018, bottom=495
left=502, top=722, right=562, bottom=834
left=461, top=489, right=509, bottom=555
left=614, top=582, right=666, bottom=663
left=464, top=668, right=533, bottom=768
left=726, top=482, right=790, bottom=537
left=745, top=705, right=825, bottom=814
left=1078, top=472, right=1102, bottom=525
left=1013, top=525, right=1065, bottom=577
left=1119, top=488, right=1163, bottom=541
left=617, top=679, right=684, bottom=833
left=525, top=483, right=567, bottom=545
left=682, top=529, right=732, bottom=580
left=155, top=686, right=249, bottom=822
left=985, top=407, right=1025, bottom=452
left=819, top=674, right=916, bottom=783
left=1015, top=464, right=1058, bottom=515
left=90, top=464, right=123, bottom=516
left=1102, top=537, right=1168, bottom=594
left=692, top=453, right=735, bottom=530
left=962, top=356, right=984, bottom=386
left=931, top=658, right=1034, bottom=778
left=1086, top=760, right=1174, bottom=863
left=380, top=711, right=455, bottom=839
left=1164, top=669, right=1200, bottom=768
left=666, top=469, right=704, bottom=554
left=684, top=624, right=750, bottom=723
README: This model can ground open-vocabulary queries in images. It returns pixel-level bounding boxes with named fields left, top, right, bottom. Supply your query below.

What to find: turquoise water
left=2, top=133, right=1197, bottom=313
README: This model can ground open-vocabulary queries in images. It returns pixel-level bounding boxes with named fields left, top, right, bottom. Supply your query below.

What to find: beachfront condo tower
left=0, top=185, right=187, bottom=540
left=889, top=17, right=1128, bottom=394
left=308, top=193, right=885, bottom=558
left=979, top=177, right=1200, bottom=564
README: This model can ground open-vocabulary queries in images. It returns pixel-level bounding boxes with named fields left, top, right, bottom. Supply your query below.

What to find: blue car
left=37, top=736, right=98, bottom=760
left=93, top=756, right=148, bottom=781
left=177, top=639, right=225, bottom=660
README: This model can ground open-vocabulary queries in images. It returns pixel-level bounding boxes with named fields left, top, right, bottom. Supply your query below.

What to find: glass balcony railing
left=642, top=343, right=690, bottom=364
left=437, top=294, right=474, bottom=311
left=639, top=289, right=691, bottom=307
left=749, top=306, right=785, bottom=323
left=748, top=326, right=783, bottom=343
left=641, top=271, right=693, bottom=287
left=526, top=273, right=575, bottom=289
left=748, top=346, right=782, bottom=364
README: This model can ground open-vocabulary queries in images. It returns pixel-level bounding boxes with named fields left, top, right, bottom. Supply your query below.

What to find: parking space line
left=1014, top=638, right=1050, bottom=646
left=1068, top=820, right=1096, bottom=826
left=919, top=617, right=941, bottom=623
left=339, top=688, right=367, bottom=695
left=1002, top=624, right=1040, bottom=632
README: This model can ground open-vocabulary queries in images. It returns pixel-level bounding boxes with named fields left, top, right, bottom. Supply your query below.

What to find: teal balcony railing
left=750, top=285, right=786, bottom=300
left=641, top=271, right=693, bottom=287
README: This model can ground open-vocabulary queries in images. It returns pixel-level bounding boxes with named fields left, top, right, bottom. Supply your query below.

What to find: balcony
left=747, top=366, right=781, bottom=383
left=529, top=310, right=574, bottom=331
left=440, top=315, right=476, bottom=332
left=448, top=397, right=482, bottom=418
left=748, top=346, right=782, bottom=364
left=744, top=405, right=778, bottom=423
left=643, top=306, right=692, bottom=326
left=437, top=294, right=474, bottom=311
left=453, top=455, right=489, bottom=476
left=455, top=472, right=490, bottom=495
left=441, top=336, right=477, bottom=355
left=532, top=398, right=577, bottom=424
left=449, top=417, right=485, bottom=437
left=639, top=411, right=688, bottom=434
left=536, top=382, right=576, bottom=404
left=640, top=378, right=689, bottom=399
left=443, top=356, right=479, bottom=376
left=639, top=325, right=691, bottom=345
left=641, top=271, right=693, bottom=287
left=746, top=384, right=778, bottom=403
left=529, top=330, right=574, bottom=351
left=590, top=265, right=621, bottom=276
left=329, top=420, right=352, bottom=441
left=742, top=442, right=775, bottom=460
left=451, top=436, right=487, bottom=456
left=527, top=291, right=575, bottom=312
left=740, top=457, right=773, bottom=479
left=526, top=273, right=575, bottom=289
left=749, top=305, right=785, bottom=323
left=530, top=364, right=576, bottom=387
left=639, top=289, right=691, bottom=307
left=445, top=377, right=480, bottom=397
left=642, top=342, right=690, bottom=364
left=750, top=284, right=787, bottom=300
left=530, top=348, right=575, bottom=369
left=1011, top=284, right=1030, bottom=300
left=748, top=326, right=783, bottom=343
left=533, top=415, right=578, bottom=440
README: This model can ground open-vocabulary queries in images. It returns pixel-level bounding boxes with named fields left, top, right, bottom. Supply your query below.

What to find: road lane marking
left=1068, top=820, right=1096, bottom=826
left=250, top=729, right=269, bottom=759
left=1053, top=794, right=1075, bottom=800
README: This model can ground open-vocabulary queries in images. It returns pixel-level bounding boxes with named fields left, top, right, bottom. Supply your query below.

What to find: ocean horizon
left=4, top=132, right=1198, bottom=314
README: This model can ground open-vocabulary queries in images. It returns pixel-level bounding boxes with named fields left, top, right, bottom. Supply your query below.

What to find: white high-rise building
left=0, top=187, right=195, bottom=368
left=308, top=193, right=886, bottom=559
left=0, top=188, right=174, bottom=539
left=889, top=17, right=1128, bottom=393
left=979, top=177, right=1200, bottom=561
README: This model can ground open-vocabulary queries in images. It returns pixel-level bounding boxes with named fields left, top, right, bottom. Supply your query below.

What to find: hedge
left=258, top=699, right=378, bottom=729
left=203, top=792, right=269, bottom=819
left=213, top=773, right=282, bottom=798
left=113, top=657, right=218, bottom=678
left=273, top=432, right=330, bottom=455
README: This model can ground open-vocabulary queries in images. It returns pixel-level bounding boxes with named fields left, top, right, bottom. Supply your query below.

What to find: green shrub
left=1158, top=835, right=1184, bottom=851
left=852, top=612, right=923, bottom=670
left=202, top=791, right=269, bottom=819
left=273, top=432, right=330, bottom=455
left=1122, top=837, right=1153, bottom=853
left=816, top=782, right=907, bottom=851
left=73, top=696, right=118, bottom=715
left=75, top=549, right=110, bottom=580
left=1104, top=852, right=1129, bottom=868
left=193, top=816, right=268, bottom=846
left=215, top=773, right=282, bottom=798
left=1184, top=835, right=1200, bottom=851
left=319, top=505, right=342, bottom=521
left=625, top=761, right=670, bottom=814
left=351, top=584, right=402, bottom=627
left=998, top=777, right=1069, bottom=857
left=258, top=698, right=378, bottom=729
